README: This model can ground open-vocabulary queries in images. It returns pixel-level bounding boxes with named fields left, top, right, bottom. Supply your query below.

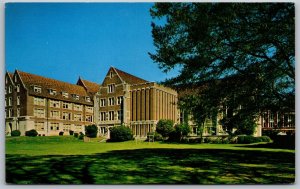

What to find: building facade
left=5, top=67, right=178, bottom=137
left=5, top=70, right=98, bottom=136
left=96, top=67, right=178, bottom=137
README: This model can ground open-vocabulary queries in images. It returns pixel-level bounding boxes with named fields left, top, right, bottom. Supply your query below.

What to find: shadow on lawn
left=6, top=148, right=295, bottom=184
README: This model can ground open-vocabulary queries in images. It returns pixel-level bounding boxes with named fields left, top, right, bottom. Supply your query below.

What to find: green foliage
left=11, top=130, right=21, bottom=137
left=25, top=129, right=38, bottom=137
left=237, top=135, right=272, bottom=144
left=78, top=133, right=84, bottom=140
left=85, top=125, right=98, bottom=138
left=203, top=137, right=230, bottom=144
left=109, top=126, right=133, bottom=142
left=221, top=113, right=257, bottom=135
left=156, top=119, right=175, bottom=138
left=147, top=132, right=163, bottom=141
left=262, top=130, right=280, bottom=140
left=168, top=123, right=191, bottom=142
left=150, top=3, right=295, bottom=135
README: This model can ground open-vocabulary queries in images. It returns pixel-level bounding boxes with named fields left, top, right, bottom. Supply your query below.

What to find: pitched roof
left=8, top=72, right=14, bottom=79
left=113, top=67, right=148, bottom=85
left=81, top=79, right=101, bottom=94
left=17, top=70, right=92, bottom=105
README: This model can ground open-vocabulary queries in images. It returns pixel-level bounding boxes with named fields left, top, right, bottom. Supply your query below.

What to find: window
left=63, top=112, right=72, bottom=120
left=108, top=97, right=115, bottom=106
left=9, top=85, right=12, bottom=93
left=8, top=97, right=12, bottom=106
left=8, top=108, right=12, bottom=117
left=50, top=110, right=60, bottom=119
left=110, top=71, right=113, bottom=78
left=72, top=94, right=79, bottom=100
left=63, top=124, right=71, bottom=132
left=34, top=97, right=45, bottom=106
left=17, top=84, right=20, bottom=92
left=86, top=106, right=93, bottom=113
left=117, top=110, right=122, bottom=121
left=74, top=104, right=83, bottom=111
left=74, top=114, right=82, bottom=121
left=85, top=96, right=91, bottom=102
left=62, top=102, right=72, bottom=109
left=33, top=86, right=42, bottom=93
left=50, top=100, right=60, bottom=108
left=62, top=91, right=69, bottom=98
left=17, top=96, right=20, bottom=105
left=35, top=122, right=44, bottom=131
left=34, top=108, right=45, bottom=118
left=100, top=112, right=106, bottom=121
left=100, top=99, right=106, bottom=107
left=117, top=96, right=123, bottom=105
left=270, top=113, right=274, bottom=128
left=108, top=111, right=114, bottom=121
left=17, top=108, right=20, bottom=117
left=14, top=75, right=17, bottom=82
left=49, top=89, right=57, bottom=95
left=50, top=123, right=59, bottom=130
left=108, top=84, right=115, bottom=93
left=86, top=115, right=93, bottom=122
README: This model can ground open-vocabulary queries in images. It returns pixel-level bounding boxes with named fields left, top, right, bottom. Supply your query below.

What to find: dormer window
left=33, top=86, right=42, bottom=93
left=85, top=96, right=91, bottom=102
left=72, top=94, right=79, bottom=100
left=62, top=91, right=69, bottom=98
left=15, top=75, right=17, bottom=82
left=49, top=89, right=57, bottom=95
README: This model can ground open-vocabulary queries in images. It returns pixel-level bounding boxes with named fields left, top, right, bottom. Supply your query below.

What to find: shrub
left=85, top=125, right=98, bottom=138
left=25, top=129, right=38, bottom=137
left=59, top=131, right=64, bottom=136
left=147, top=132, right=163, bottom=141
left=11, top=130, right=21, bottom=137
left=156, top=119, right=174, bottom=138
left=78, top=133, right=84, bottom=140
left=109, top=126, right=133, bottom=142
left=74, top=133, right=79, bottom=138
left=168, top=123, right=191, bottom=142
left=69, top=130, right=74, bottom=135
left=237, top=135, right=272, bottom=144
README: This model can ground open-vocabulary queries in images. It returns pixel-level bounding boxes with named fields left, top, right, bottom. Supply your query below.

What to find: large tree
left=150, top=3, right=295, bottom=133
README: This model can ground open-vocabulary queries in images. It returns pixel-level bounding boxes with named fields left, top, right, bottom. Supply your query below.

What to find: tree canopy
left=150, top=3, right=295, bottom=132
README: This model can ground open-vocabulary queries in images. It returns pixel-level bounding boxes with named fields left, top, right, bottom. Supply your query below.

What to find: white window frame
left=100, top=112, right=106, bottom=121
left=17, top=96, right=20, bottom=105
left=100, top=98, right=106, bottom=107
left=62, top=92, right=69, bottom=98
left=8, top=97, right=12, bottom=106
left=108, top=111, right=114, bottom=121
left=17, top=108, right=20, bottom=117
left=9, top=86, right=12, bottom=93
left=74, top=113, right=82, bottom=121
left=108, top=84, right=115, bottom=93
left=108, top=97, right=115, bottom=106
left=33, top=86, right=42, bottom=93
left=117, top=96, right=123, bottom=105
left=85, top=96, right=91, bottom=102
left=72, top=94, right=80, bottom=100
left=17, top=84, right=20, bottom=92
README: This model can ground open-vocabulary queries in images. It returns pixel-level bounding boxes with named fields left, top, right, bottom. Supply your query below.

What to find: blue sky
left=5, top=3, right=179, bottom=84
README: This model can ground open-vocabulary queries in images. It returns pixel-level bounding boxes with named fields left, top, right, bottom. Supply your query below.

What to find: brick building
left=5, top=70, right=98, bottom=136
left=96, top=67, right=178, bottom=137
left=5, top=67, right=178, bottom=137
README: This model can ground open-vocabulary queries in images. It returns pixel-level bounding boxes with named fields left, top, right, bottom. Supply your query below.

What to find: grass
left=6, top=136, right=295, bottom=184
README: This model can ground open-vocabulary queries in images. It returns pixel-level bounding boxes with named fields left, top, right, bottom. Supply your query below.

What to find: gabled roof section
left=17, top=70, right=92, bottom=104
left=113, top=67, right=148, bottom=85
left=77, top=77, right=100, bottom=94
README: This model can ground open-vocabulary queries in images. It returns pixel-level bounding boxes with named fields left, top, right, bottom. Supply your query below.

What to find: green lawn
left=6, top=136, right=295, bottom=184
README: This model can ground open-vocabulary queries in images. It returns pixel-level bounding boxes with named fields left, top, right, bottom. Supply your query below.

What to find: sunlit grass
left=6, top=136, right=295, bottom=184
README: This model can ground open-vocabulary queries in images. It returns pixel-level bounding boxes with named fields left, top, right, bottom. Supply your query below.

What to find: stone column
left=141, top=89, right=145, bottom=121
left=145, top=88, right=150, bottom=121
left=137, top=90, right=141, bottom=121
left=132, top=90, right=136, bottom=121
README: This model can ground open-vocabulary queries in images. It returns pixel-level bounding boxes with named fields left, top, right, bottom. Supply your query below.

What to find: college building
left=5, top=67, right=178, bottom=137
left=5, top=67, right=294, bottom=137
